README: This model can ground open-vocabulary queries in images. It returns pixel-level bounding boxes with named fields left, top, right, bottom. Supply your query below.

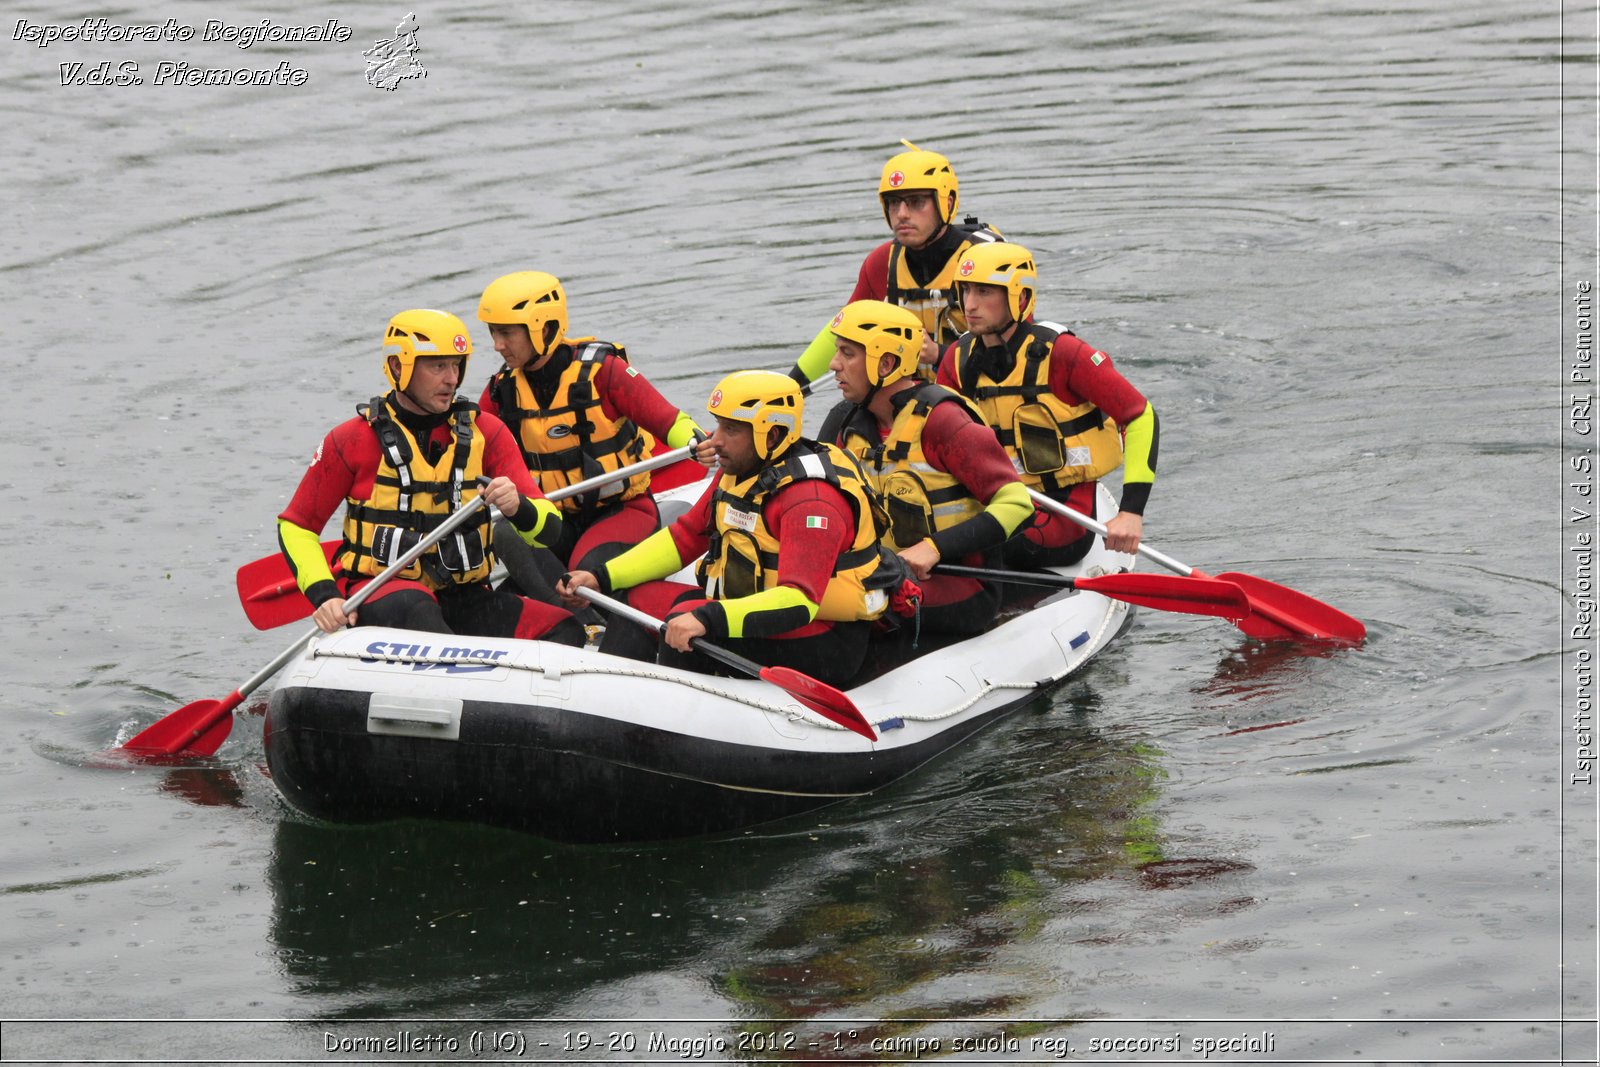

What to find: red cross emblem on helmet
left=830, top=312, right=844, bottom=328
left=958, top=258, right=975, bottom=276
left=709, top=388, right=723, bottom=408
left=887, top=170, right=905, bottom=188
left=452, top=334, right=468, bottom=353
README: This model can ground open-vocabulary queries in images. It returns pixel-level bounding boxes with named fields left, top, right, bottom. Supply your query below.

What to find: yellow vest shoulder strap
left=360, top=395, right=481, bottom=507
left=339, top=394, right=492, bottom=587
left=884, top=220, right=1003, bottom=306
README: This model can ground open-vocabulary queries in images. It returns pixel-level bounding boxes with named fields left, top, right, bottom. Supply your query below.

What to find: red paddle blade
left=1215, top=571, right=1366, bottom=644
left=758, top=666, right=876, bottom=741
left=239, top=581, right=316, bottom=630
left=1075, top=573, right=1250, bottom=619
left=235, top=541, right=338, bottom=629
left=122, top=691, right=243, bottom=758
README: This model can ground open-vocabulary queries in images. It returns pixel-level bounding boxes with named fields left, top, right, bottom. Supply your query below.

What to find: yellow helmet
left=878, top=140, right=959, bottom=225
left=382, top=309, right=472, bottom=391
left=706, top=370, right=804, bottom=461
left=954, top=241, right=1037, bottom=321
left=477, top=270, right=568, bottom=358
left=829, top=300, right=926, bottom=387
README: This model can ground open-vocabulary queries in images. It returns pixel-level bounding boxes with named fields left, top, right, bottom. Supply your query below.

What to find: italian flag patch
left=805, top=515, right=829, bottom=530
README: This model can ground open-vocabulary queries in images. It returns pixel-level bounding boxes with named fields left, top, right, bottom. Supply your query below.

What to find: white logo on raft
left=360, top=641, right=509, bottom=673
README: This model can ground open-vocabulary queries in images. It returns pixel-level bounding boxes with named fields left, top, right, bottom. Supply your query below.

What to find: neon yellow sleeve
left=985, top=480, right=1036, bottom=537
left=601, top=526, right=687, bottom=591
left=277, top=519, right=335, bottom=594
left=1122, top=402, right=1157, bottom=484
left=719, top=586, right=818, bottom=639
left=510, top=497, right=564, bottom=548
left=664, top=410, right=706, bottom=449
left=791, top=323, right=839, bottom=387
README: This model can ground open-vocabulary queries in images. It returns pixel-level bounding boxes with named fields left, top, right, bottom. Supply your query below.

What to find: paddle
left=123, top=494, right=492, bottom=759
left=236, top=444, right=704, bottom=630
left=571, top=586, right=877, bottom=742
left=931, top=563, right=1249, bottom=620
left=1027, top=488, right=1366, bottom=643
left=236, top=540, right=341, bottom=630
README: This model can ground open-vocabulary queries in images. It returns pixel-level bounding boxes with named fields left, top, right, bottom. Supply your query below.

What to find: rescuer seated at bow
left=937, top=242, right=1158, bottom=567
left=275, top=309, right=584, bottom=645
left=557, top=371, right=889, bottom=687
left=819, top=300, right=1034, bottom=635
left=787, top=141, right=1004, bottom=391
left=475, top=270, right=715, bottom=594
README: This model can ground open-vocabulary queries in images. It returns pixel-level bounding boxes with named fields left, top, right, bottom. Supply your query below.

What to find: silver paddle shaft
left=240, top=445, right=700, bottom=701
left=1027, top=488, right=1196, bottom=577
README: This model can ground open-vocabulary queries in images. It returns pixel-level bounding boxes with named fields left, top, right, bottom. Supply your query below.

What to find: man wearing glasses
left=788, top=141, right=1004, bottom=389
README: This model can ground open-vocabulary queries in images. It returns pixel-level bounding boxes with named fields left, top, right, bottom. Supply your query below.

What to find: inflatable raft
left=263, top=483, right=1135, bottom=843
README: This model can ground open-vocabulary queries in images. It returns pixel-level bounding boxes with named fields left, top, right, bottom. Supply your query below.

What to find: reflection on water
left=706, top=706, right=1255, bottom=1042
left=266, top=817, right=794, bottom=1015
left=0, top=0, right=1571, bottom=1053
left=1202, top=636, right=1355, bottom=708
left=159, top=766, right=247, bottom=809
left=253, top=693, right=1258, bottom=1032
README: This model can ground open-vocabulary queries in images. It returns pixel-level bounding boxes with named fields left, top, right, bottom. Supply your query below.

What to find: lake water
left=1, top=0, right=1594, bottom=1063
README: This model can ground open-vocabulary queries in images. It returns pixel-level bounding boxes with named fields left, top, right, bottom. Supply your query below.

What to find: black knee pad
left=358, top=589, right=450, bottom=632
left=540, top=616, right=587, bottom=649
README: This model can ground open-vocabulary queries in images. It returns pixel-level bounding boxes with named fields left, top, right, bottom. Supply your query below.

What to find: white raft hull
left=264, top=485, right=1133, bottom=842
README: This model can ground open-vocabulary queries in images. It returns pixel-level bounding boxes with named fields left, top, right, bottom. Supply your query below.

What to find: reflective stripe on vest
left=489, top=340, right=653, bottom=513
left=338, top=394, right=493, bottom=589
left=837, top=383, right=987, bottom=553
left=885, top=222, right=1002, bottom=380
left=954, top=322, right=1123, bottom=494
left=697, top=440, right=887, bottom=622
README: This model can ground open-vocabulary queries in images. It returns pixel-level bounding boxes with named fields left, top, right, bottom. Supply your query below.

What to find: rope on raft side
left=898, top=591, right=1130, bottom=722
left=310, top=592, right=1126, bottom=732
left=311, top=644, right=853, bottom=731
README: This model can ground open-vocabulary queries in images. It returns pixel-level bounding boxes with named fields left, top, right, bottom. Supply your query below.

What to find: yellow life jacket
left=337, top=394, right=494, bottom=589
left=885, top=220, right=1002, bottom=380
left=952, top=322, right=1124, bottom=494
left=487, top=340, right=653, bottom=513
left=696, top=440, right=889, bottom=622
left=833, top=383, right=987, bottom=553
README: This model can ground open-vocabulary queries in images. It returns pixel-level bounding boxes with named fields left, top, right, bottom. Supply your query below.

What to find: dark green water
left=1, top=0, right=1591, bottom=1062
